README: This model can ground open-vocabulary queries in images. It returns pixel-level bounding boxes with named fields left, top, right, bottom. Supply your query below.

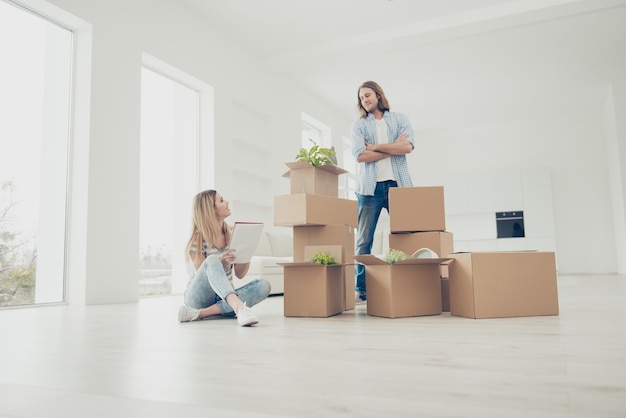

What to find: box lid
left=282, top=161, right=347, bottom=178
left=354, top=254, right=452, bottom=265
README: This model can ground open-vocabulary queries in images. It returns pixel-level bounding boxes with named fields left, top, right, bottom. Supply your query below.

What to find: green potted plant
left=310, top=250, right=338, bottom=266
left=384, top=248, right=407, bottom=264
left=295, top=139, right=336, bottom=167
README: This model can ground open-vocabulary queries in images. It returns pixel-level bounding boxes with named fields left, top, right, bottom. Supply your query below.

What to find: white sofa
left=234, top=229, right=293, bottom=295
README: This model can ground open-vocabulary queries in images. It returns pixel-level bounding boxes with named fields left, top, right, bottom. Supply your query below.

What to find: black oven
left=496, top=211, right=525, bottom=238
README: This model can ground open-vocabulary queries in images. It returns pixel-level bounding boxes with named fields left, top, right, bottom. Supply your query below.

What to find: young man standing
left=351, top=81, right=415, bottom=302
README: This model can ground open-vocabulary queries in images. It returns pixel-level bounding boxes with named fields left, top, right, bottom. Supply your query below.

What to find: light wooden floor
left=0, top=274, right=625, bottom=418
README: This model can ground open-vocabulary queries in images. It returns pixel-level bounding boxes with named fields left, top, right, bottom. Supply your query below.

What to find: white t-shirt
left=375, top=118, right=395, bottom=182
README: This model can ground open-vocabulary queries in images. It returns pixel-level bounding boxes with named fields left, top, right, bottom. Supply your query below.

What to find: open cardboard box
left=354, top=255, right=452, bottom=318
left=294, top=226, right=356, bottom=310
left=280, top=263, right=345, bottom=318
left=303, top=245, right=353, bottom=311
left=280, top=245, right=347, bottom=317
left=388, top=231, right=454, bottom=258
left=282, top=161, right=347, bottom=197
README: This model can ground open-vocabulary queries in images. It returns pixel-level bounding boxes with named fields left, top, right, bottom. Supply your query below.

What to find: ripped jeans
left=183, top=255, right=271, bottom=316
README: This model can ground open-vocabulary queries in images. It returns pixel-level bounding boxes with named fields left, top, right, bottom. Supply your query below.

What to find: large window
left=139, top=66, right=200, bottom=297
left=0, top=1, right=73, bottom=307
left=301, top=112, right=331, bottom=149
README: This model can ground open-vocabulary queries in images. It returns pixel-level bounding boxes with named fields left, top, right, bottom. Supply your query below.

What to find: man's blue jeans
left=355, top=180, right=397, bottom=294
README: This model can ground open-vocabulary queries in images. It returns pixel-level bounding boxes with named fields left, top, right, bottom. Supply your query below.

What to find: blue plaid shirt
left=351, top=111, right=414, bottom=196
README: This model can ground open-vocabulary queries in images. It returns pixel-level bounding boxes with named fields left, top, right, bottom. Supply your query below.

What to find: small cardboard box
left=274, top=193, right=357, bottom=227
left=389, top=186, right=446, bottom=233
left=280, top=262, right=345, bottom=318
left=293, top=225, right=355, bottom=263
left=296, top=226, right=356, bottom=311
left=448, top=251, right=559, bottom=319
left=303, top=245, right=354, bottom=311
left=354, top=255, right=450, bottom=318
left=282, top=161, right=347, bottom=197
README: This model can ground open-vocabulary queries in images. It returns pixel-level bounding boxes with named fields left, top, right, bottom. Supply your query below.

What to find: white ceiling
left=179, top=0, right=626, bottom=132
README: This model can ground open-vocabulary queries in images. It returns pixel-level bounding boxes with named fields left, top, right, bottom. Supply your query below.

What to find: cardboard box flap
left=451, top=250, right=539, bottom=254
left=395, top=258, right=452, bottom=265
left=282, top=161, right=347, bottom=178
left=354, top=254, right=452, bottom=265
left=354, top=255, right=388, bottom=265
left=278, top=262, right=346, bottom=268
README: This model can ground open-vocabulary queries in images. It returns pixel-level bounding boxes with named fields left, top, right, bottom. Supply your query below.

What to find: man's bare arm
left=357, top=149, right=390, bottom=163
left=367, top=133, right=412, bottom=154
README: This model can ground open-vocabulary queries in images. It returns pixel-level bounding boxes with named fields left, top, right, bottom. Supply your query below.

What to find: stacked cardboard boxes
left=275, top=162, right=357, bottom=317
left=374, top=186, right=559, bottom=319
left=355, top=186, right=452, bottom=318
left=392, top=187, right=454, bottom=314
left=276, top=172, right=560, bottom=319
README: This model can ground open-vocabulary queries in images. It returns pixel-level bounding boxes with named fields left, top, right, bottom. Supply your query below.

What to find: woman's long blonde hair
left=184, top=189, right=231, bottom=260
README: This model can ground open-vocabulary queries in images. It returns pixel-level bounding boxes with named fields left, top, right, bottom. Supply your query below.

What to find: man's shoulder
left=385, top=111, right=411, bottom=126
left=352, top=116, right=371, bottom=126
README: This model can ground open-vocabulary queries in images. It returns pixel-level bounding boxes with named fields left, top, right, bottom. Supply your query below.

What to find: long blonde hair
left=184, top=189, right=231, bottom=259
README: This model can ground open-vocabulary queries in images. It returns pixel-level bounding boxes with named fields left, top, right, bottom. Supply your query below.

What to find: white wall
left=411, top=112, right=619, bottom=274
left=33, top=0, right=353, bottom=304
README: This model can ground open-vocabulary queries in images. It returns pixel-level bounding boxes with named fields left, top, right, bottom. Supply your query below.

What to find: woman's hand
left=220, top=248, right=237, bottom=268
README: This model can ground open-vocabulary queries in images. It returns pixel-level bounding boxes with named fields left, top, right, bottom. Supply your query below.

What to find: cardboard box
left=274, top=194, right=357, bottom=227
left=354, top=255, right=450, bottom=318
left=441, top=278, right=450, bottom=312
left=389, top=231, right=454, bottom=258
left=280, top=262, right=344, bottom=318
left=304, top=245, right=346, bottom=311
left=293, top=225, right=355, bottom=263
left=389, top=231, right=453, bottom=281
left=303, top=245, right=354, bottom=311
left=282, top=161, right=347, bottom=197
left=448, top=251, right=559, bottom=319
left=296, top=225, right=356, bottom=311
left=389, top=186, right=446, bottom=233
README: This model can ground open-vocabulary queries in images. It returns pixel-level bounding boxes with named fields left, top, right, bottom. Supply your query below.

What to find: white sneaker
left=178, top=305, right=200, bottom=322
left=236, top=302, right=259, bottom=327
